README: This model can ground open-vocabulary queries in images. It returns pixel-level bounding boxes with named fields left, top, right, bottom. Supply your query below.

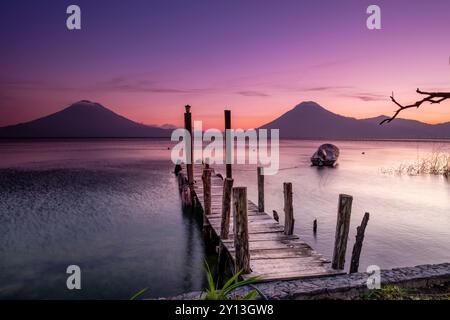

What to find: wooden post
left=202, top=168, right=212, bottom=216
left=184, top=105, right=194, bottom=185
left=217, top=177, right=234, bottom=283
left=313, top=219, right=317, bottom=234
left=283, top=182, right=294, bottom=235
left=257, top=167, right=264, bottom=212
left=349, top=212, right=370, bottom=273
left=233, top=187, right=250, bottom=274
left=220, top=178, right=234, bottom=239
left=225, top=110, right=232, bottom=179
left=332, top=194, right=353, bottom=270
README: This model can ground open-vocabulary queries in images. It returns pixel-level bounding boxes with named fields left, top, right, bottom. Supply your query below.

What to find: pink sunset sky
left=0, top=0, right=449, bottom=129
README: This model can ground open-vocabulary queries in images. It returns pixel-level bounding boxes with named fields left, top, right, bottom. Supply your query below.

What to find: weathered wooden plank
left=242, top=269, right=343, bottom=281
left=225, top=232, right=299, bottom=242
left=243, top=248, right=329, bottom=260
left=225, top=239, right=314, bottom=251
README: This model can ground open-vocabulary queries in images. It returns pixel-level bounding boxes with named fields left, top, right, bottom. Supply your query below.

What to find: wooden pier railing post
left=220, top=178, right=234, bottom=239
left=225, top=110, right=232, bottom=179
left=233, top=187, right=251, bottom=274
left=349, top=212, right=370, bottom=273
left=257, top=167, right=264, bottom=212
left=202, top=168, right=212, bottom=215
left=184, top=105, right=194, bottom=185
left=218, top=177, right=234, bottom=283
left=283, top=182, right=294, bottom=235
left=332, top=194, right=353, bottom=270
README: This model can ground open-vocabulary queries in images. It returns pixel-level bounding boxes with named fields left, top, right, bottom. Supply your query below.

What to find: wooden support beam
left=233, top=187, right=251, bottom=274
left=225, top=110, right=232, bottom=179
left=202, top=168, right=212, bottom=216
left=283, top=182, right=294, bottom=235
left=184, top=105, right=194, bottom=185
left=332, top=194, right=353, bottom=270
left=220, top=178, right=234, bottom=239
left=257, top=167, right=264, bottom=212
left=349, top=212, right=370, bottom=273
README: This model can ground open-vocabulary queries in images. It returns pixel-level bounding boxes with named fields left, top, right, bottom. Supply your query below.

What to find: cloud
left=296, top=84, right=387, bottom=102
left=236, top=90, right=270, bottom=97
left=299, top=86, right=354, bottom=92
left=344, top=93, right=387, bottom=102
left=94, top=76, right=213, bottom=94
left=307, top=57, right=359, bottom=70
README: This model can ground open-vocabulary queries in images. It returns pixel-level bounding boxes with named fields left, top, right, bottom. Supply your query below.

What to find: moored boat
left=311, top=144, right=340, bottom=167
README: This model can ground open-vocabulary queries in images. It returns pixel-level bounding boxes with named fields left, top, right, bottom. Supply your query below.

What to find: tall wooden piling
left=220, top=178, right=234, bottom=239
left=283, top=182, right=294, bottom=235
left=217, top=177, right=234, bottom=283
left=233, top=187, right=250, bottom=274
left=332, top=194, right=353, bottom=270
left=349, top=212, right=370, bottom=273
left=225, top=110, right=232, bottom=179
left=257, top=167, right=264, bottom=212
left=202, top=168, right=212, bottom=216
left=184, top=105, right=194, bottom=185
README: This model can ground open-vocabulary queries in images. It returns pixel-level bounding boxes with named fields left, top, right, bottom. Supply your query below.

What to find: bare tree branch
left=380, top=89, right=450, bottom=125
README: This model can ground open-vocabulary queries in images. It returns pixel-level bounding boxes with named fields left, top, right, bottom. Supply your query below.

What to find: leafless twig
left=380, top=89, right=450, bottom=125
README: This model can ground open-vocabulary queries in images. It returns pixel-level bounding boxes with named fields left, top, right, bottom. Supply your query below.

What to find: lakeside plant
left=128, top=263, right=260, bottom=300
left=202, top=262, right=260, bottom=300
left=361, top=284, right=450, bottom=300
left=130, top=288, right=148, bottom=300
left=381, top=152, right=450, bottom=177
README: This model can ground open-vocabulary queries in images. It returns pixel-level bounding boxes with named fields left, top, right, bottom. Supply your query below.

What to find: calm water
left=0, top=140, right=206, bottom=299
left=0, top=139, right=449, bottom=299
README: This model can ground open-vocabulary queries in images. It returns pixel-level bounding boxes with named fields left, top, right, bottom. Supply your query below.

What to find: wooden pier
left=180, top=164, right=344, bottom=281
left=175, top=105, right=368, bottom=282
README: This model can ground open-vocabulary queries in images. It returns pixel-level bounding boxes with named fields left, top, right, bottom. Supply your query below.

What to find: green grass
left=202, top=262, right=260, bottom=300
left=362, top=284, right=450, bottom=300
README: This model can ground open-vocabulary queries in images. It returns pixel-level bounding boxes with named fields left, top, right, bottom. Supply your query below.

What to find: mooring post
left=225, top=110, right=232, bottom=179
left=332, top=194, right=353, bottom=270
left=349, top=212, right=370, bottom=273
left=217, top=177, right=234, bottom=283
left=313, top=219, right=317, bottom=234
left=257, top=167, right=264, bottom=212
left=184, top=105, right=194, bottom=185
left=233, top=187, right=250, bottom=274
left=202, top=168, right=212, bottom=216
left=283, top=182, right=294, bottom=235
left=220, top=178, right=234, bottom=239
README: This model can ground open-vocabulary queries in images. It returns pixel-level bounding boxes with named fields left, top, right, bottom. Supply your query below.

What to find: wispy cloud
left=299, top=86, right=354, bottom=92
left=343, top=93, right=387, bottom=102
left=236, top=90, right=270, bottom=97
left=94, top=77, right=206, bottom=94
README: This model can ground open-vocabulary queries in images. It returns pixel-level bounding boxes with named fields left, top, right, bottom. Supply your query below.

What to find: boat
left=311, top=144, right=340, bottom=167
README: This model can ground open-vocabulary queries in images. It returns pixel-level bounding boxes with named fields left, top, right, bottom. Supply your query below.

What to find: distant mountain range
left=260, top=101, right=450, bottom=139
left=0, top=101, right=172, bottom=138
left=1, top=100, right=450, bottom=139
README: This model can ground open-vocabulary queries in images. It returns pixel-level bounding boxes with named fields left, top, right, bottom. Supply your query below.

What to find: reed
left=382, top=152, right=450, bottom=177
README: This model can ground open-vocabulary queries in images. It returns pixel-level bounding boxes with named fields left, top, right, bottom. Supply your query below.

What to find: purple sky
left=1, top=0, right=449, bottom=128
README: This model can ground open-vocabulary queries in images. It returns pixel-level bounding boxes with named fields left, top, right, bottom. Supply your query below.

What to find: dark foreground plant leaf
left=203, top=261, right=259, bottom=300
left=130, top=288, right=148, bottom=300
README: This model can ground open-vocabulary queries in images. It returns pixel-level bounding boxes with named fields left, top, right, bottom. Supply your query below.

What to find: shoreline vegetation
left=361, top=284, right=450, bottom=300
left=382, top=152, right=450, bottom=177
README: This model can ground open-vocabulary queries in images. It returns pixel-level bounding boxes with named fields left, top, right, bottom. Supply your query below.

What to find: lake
left=0, top=139, right=449, bottom=299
